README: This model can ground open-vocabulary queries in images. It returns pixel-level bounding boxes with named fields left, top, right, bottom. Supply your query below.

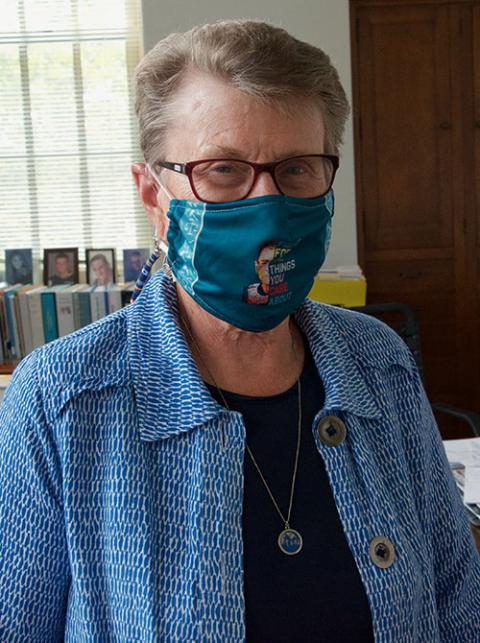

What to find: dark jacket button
left=369, top=536, right=396, bottom=569
left=316, top=416, right=347, bottom=447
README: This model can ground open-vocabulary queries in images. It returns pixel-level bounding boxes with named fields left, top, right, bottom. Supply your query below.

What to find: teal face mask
left=165, top=191, right=334, bottom=332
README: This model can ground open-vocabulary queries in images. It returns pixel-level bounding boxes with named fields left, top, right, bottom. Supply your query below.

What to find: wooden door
left=474, top=3, right=480, bottom=414
left=350, top=1, right=479, bottom=436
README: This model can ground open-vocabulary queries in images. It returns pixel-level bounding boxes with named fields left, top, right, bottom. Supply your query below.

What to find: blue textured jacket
left=1, top=270, right=479, bottom=642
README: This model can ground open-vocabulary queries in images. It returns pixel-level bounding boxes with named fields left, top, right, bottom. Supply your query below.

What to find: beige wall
left=140, top=0, right=357, bottom=268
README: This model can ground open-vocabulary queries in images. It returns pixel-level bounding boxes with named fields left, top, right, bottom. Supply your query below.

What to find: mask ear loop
left=130, top=246, right=161, bottom=304
left=130, top=165, right=175, bottom=303
left=155, top=229, right=175, bottom=282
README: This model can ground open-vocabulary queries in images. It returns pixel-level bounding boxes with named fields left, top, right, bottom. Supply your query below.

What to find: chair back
left=349, top=303, right=424, bottom=381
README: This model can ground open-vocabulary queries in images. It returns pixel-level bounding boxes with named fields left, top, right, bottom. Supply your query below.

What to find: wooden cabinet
left=350, top=0, right=480, bottom=437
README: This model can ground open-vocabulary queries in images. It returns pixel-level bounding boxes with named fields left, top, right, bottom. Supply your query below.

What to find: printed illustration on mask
left=243, top=241, right=297, bottom=306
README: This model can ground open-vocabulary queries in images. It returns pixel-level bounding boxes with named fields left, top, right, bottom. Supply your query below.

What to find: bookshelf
left=0, top=362, right=17, bottom=375
left=0, top=282, right=135, bottom=371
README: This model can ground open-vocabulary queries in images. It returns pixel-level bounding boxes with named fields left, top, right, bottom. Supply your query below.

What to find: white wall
left=140, top=0, right=357, bottom=268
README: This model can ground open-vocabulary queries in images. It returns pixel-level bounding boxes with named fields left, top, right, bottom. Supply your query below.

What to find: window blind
left=0, top=0, right=149, bottom=282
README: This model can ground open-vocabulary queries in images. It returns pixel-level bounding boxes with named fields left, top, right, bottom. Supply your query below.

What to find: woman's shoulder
left=41, top=305, right=129, bottom=372
left=5, top=307, right=132, bottom=422
left=300, top=299, right=415, bottom=373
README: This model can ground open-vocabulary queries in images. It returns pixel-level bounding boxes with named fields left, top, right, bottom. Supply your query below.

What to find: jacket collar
left=127, top=271, right=409, bottom=442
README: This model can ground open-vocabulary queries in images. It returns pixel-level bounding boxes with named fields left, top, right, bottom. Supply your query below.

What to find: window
left=0, top=0, right=148, bottom=282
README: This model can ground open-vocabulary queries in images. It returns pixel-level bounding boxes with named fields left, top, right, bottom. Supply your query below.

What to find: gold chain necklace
left=180, top=314, right=304, bottom=555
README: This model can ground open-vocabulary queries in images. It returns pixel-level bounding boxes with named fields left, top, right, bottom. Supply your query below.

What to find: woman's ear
left=131, top=162, right=170, bottom=239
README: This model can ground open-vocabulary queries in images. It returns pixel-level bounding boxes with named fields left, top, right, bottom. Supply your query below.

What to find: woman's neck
left=176, top=284, right=305, bottom=396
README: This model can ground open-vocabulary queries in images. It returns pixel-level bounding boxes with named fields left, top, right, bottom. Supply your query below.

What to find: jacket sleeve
left=411, top=359, right=480, bottom=640
left=0, top=350, right=71, bottom=642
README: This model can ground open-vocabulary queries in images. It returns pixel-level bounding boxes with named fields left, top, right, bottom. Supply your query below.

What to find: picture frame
left=86, top=248, right=116, bottom=286
left=5, top=248, right=33, bottom=285
left=123, top=248, right=149, bottom=282
left=43, top=248, right=79, bottom=286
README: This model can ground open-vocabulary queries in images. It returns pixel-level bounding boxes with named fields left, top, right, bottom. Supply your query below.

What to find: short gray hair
left=134, top=19, right=350, bottom=162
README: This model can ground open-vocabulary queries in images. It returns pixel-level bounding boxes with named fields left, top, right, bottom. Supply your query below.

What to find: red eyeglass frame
left=152, top=154, right=339, bottom=203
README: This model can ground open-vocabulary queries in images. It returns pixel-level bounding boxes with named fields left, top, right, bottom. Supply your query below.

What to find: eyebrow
left=201, top=145, right=314, bottom=160
left=202, top=145, right=243, bottom=158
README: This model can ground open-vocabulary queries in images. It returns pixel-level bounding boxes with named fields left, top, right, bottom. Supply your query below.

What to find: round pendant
left=278, top=528, right=303, bottom=555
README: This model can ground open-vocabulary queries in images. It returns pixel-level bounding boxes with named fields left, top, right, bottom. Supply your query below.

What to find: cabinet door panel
left=364, top=258, right=455, bottom=296
left=357, top=5, right=454, bottom=251
left=474, top=4, right=480, bottom=251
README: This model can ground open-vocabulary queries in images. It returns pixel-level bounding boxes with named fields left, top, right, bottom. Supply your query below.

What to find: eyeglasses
left=151, top=154, right=339, bottom=203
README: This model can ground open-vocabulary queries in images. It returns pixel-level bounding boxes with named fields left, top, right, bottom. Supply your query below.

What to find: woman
left=1, top=20, right=479, bottom=642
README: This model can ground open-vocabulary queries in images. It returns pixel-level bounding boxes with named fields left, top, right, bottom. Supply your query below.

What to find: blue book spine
left=4, top=291, right=18, bottom=359
left=78, top=291, right=92, bottom=328
left=41, top=292, right=58, bottom=343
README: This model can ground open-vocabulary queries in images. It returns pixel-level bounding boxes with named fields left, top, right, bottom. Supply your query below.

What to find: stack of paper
left=317, top=265, right=365, bottom=280
left=443, top=438, right=480, bottom=524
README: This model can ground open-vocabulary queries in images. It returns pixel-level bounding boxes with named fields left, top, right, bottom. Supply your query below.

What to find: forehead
left=163, top=72, right=325, bottom=161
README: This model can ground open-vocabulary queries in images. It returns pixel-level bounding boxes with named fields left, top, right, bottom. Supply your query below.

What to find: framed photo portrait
left=86, top=248, right=116, bottom=286
left=5, top=248, right=33, bottom=285
left=43, top=248, right=79, bottom=286
left=123, top=248, right=149, bottom=282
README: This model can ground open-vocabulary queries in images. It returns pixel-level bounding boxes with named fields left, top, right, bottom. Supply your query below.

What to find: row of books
left=0, top=282, right=135, bottom=363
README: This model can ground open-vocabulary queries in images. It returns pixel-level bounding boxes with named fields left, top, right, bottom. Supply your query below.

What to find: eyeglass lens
left=191, top=156, right=334, bottom=202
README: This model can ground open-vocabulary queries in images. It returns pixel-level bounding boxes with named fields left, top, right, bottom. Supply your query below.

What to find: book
left=17, top=284, right=42, bottom=356
left=4, top=285, right=22, bottom=359
left=41, top=285, right=68, bottom=343
left=27, top=286, right=47, bottom=349
left=65, top=284, right=86, bottom=330
left=0, top=285, right=9, bottom=361
left=13, top=291, right=26, bottom=358
left=0, top=284, right=6, bottom=364
left=90, top=286, right=106, bottom=322
left=106, top=285, right=122, bottom=315
left=76, top=285, right=93, bottom=328
left=55, top=287, right=76, bottom=337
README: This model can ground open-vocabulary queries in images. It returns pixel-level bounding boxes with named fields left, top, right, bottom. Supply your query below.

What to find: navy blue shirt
left=208, top=343, right=374, bottom=642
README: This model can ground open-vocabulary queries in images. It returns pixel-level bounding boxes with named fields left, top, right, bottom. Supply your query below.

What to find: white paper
left=443, top=438, right=480, bottom=504
left=443, top=438, right=480, bottom=467
left=464, top=467, right=480, bottom=504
